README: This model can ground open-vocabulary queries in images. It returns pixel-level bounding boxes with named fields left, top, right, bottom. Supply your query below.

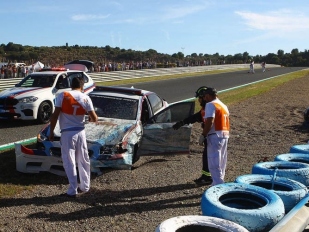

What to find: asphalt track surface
left=0, top=66, right=306, bottom=147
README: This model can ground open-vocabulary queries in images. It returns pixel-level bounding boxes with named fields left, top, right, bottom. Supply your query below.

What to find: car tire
left=235, top=174, right=308, bottom=213
left=37, top=101, right=52, bottom=124
left=252, top=161, right=309, bottom=186
left=155, top=215, right=249, bottom=232
left=289, top=144, right=309, bottom=154
left=201, top=183, right=285, bottom=232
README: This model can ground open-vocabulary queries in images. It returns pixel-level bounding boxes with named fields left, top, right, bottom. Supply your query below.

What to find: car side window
left=147, top=93, right=164, bottom=114
left=68, top=72, right=89, bottom=84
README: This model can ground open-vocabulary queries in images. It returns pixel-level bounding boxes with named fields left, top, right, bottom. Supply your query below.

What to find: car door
left=138, top=101, right=195, bottom=156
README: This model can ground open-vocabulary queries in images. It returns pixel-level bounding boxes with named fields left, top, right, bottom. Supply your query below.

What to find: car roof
left=90, top=86, right=151, bottom=99
left=30, top=70, right=85, bottom=75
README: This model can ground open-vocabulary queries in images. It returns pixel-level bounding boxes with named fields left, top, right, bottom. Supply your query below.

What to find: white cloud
left=235, top=9, right=309, bottom=32
left=161, top=5, right=207, bottom=20
left=71, top=14, right=110, bottom=21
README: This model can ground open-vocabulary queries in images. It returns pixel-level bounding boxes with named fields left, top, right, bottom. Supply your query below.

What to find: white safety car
left=15, top=86, right=195, bottom=176
left=0, top=68, right=95, bottom=123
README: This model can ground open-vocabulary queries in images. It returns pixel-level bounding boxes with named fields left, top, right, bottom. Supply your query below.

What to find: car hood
left=0, top=87, right=51, bottom=98
left=85, top=119, right=136, bottom=145
left=85, top=118, right=136, bottom=146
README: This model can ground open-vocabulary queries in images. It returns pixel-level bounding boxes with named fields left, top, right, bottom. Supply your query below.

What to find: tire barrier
left=235, top=174, right=308, bottom=213
left=155, top=215, right=249, bottom=232
left=289, top=144, right=309, bottom=154
left=275, top=153, right=309, bottom=165
left=201, top=183, right=285, bottom=232
left=252, top=161, right=309, bottom=186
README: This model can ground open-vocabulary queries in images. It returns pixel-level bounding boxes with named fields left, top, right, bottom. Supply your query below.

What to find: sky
left=2, top=0, right=309, bottom=57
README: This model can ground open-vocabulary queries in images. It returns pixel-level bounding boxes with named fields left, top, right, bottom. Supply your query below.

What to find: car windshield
left=16, top=74, right=56, bottom=88
left=91, top=95, right=138, bottom=120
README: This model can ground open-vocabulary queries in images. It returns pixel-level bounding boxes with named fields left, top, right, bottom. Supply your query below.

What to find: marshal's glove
left=172, top=121, right=184, bottom=130
left=198, top=135, right=206, bottom=146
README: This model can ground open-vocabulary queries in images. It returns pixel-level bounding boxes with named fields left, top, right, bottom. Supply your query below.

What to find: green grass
left=1, top=69, right=309, bottom=198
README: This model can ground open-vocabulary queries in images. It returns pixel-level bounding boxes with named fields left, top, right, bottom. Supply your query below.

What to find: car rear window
left=90, top=95, right=138, bottom=120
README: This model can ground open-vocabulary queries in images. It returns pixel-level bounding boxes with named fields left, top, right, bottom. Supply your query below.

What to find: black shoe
left=59, top=193, right=77, bottom=198
left=194, top=176, right=212, bottom=185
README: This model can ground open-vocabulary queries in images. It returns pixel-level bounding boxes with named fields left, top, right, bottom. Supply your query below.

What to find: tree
left=277, top=49, right=284, bottom=58
left=243, top=51, right=249, bottom=63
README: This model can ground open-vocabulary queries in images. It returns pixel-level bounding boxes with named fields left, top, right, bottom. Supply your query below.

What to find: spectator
left=12, top=65, right=17, bottom=78
left=0, top=65, right=4, bottom=79
left=261, top=62, right=266, bottom=72
left=21, top=65, right=27, bottom=77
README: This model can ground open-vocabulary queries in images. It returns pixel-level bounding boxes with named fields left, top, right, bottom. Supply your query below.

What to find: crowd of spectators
left=90, top=61, right=157, bottom=72
left=0, top=59, right=216, bottom=79
left=0, top=64, right=28, bottom=79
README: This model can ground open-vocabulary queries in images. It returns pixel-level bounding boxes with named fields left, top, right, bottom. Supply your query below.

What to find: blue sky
left=2, top=0, right=309, bottom=57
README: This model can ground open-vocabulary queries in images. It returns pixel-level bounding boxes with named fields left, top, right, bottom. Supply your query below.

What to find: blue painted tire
left=289, top=144, right=309, bottom=154
left=275, top=153, right=309, bottom=165
left=252, top=161, right=309, bottom=186
left=235, top=174, right=308, bottom=213
left=155, top=215, right=249, bottom=232
left=201, top=183, right=285, bottom=232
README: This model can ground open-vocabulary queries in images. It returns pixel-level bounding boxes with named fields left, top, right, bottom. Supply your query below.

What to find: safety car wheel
left=201, top=183, right=285, bottom=232
left=37, top=101, right=52, bottom=124
left=289, top=144, right=309, bottom=154
left=155, top=215, right=249, bottom=232
left=235, top=174, right=308, bottom=213
left=251, top=161, right=309, bottom=186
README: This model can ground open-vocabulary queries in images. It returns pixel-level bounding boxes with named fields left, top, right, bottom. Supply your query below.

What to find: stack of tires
left=156, top=144, right=309, bottom=232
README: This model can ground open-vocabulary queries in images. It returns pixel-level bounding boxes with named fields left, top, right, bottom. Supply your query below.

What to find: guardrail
left=0, top=64, right=281, bottom=91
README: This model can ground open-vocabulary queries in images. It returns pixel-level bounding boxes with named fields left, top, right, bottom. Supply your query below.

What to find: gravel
left=1, top=75, right=309, bottom=232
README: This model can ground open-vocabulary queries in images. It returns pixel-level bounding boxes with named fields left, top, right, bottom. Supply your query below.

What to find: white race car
left=0, top=68, right=95, bottom=123
left=16, top=86, right=195, bottom=176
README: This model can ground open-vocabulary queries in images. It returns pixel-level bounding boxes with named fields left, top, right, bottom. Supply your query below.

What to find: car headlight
left=18, top=96, right=38, bottom=103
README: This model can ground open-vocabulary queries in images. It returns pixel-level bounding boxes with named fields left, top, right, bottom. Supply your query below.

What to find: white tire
left=155, top=215, right=249, bottom=232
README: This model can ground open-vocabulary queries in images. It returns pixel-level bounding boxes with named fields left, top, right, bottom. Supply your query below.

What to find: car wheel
left=235, top=174, right=308, bottom=213
left=252, top=161, right=309, bottom=186
left=155, top=215, right=249, bottom=232
left=201, top=183, right=285, bottom=232
left=37, top=101, right=52, bottom=124
left=132, top=144, right=140, bottom=164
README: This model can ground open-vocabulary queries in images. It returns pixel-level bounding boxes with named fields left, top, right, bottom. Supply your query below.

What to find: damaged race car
left=15, top=86, right=195, bottom=176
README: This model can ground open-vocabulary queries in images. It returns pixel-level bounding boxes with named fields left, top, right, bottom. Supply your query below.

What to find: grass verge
left=1, top=69, right=308, bottom=198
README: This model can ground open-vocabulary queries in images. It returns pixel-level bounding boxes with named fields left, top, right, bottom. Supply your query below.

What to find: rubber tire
left=235, top=174, right=308, bottom=213
left=201, top=183, right=285, bottom=232
left=37, top=101, right=52, bottom=124
left=275, top=153, right=309, bottom=165
left=252, top=161, right=309, bottom=186
left=155, top=215, right=249, bottom=232
left=289, top=144, right=309, bottom=154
